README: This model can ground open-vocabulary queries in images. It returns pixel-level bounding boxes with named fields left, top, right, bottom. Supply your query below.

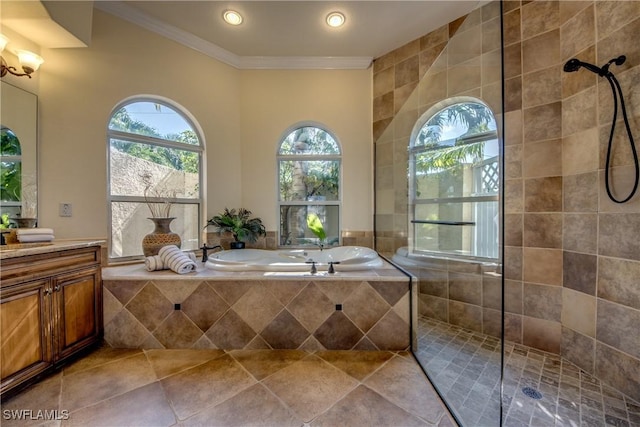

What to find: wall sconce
left=0, top=34, right=44, bottom=79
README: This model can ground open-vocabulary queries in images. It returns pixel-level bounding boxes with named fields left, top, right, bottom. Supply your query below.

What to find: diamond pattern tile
left=104, top=309, right=151, bottom=348
left=314, top=312, right=364, bottom=350
left=153, top=311, right=203, bottom=348
left=287, top=282, right=334, bottom=332
left=208, top=280, right=254, bottom=305
left=232, top=284, right=283, bottom=333
left=103, top=280, right=147, bottom=305
left=181, top=282, right=229, bottom=331
left=125, top=283, right=174, bottom=331
left=367, top=310, right=410, bottom=350
left=369, top=280, right=410, bottom=306
left=206, top=310, right=256, bottom=349
left=344, top=282, right=391, bottom=332
left=263, top=280, right=306, bottom=305
left=260, top=310, right=310, bottom=349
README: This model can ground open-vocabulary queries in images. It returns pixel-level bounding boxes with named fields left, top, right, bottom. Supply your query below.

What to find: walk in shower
left=373, top=1, right=639, bottom=426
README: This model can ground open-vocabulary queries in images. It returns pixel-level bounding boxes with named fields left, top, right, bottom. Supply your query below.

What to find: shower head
left=563, top=55, right=627, bottom=76
left=563, top=58, right=603, bottom=75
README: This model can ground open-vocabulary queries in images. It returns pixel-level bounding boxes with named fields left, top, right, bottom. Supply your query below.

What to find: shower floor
left=415, top=316, right=640, bottom=427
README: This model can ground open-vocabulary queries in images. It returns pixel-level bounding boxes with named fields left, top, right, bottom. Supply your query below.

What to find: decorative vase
left=10, top=218, right=37, bottom=228
left=142, top=217, right=181, bottom=257
left=229, top=241, right=245, bottom=249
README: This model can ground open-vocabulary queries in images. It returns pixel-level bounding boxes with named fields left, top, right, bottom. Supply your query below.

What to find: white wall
left=33, top=9, right=373, bottom=240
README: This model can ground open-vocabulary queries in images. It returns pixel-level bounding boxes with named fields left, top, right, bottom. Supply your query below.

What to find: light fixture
left=223, top=10, right=243, bottom=26
left=0, top=34, right=44, bottom=79
left=326, top=11, right=345, bottom=28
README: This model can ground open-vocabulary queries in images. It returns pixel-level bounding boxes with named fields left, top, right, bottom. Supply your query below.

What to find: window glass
left=277, top=125, right=341, bottom=247
left=410, top=100, right=499, bottom=260
left=107, top=99, right=203, bottom=260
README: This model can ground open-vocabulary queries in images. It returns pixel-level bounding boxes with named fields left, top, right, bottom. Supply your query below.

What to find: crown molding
left=95, top=2, right=372, bottom=70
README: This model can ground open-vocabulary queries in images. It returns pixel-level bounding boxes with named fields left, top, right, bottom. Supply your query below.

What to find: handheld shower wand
left=563, top=55, right=638, bottom=204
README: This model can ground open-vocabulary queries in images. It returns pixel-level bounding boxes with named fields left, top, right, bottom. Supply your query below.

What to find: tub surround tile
left=181, top=283, right=228, bottom=331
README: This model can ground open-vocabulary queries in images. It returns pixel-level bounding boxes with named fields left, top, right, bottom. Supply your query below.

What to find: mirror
left=0, top=81, right=38, bottom=226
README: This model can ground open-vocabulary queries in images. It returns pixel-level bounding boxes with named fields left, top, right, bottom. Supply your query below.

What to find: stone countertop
left=103, top=258, right=410, bottom=282
left=0, top=240, right=106, bottom=260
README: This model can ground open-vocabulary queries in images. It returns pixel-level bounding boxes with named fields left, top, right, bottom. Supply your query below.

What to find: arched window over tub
left=277, top=124, right=342, bottom=248
left=409, top=98, right=499, bottom=260
left=107, top=97, right=204, bottom=261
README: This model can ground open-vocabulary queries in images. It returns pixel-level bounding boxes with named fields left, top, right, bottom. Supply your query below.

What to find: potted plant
left=207, top=208, right=266, bottom=249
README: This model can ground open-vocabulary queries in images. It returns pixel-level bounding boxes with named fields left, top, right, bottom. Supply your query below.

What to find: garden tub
left=205, top=246, right=383, bottom=272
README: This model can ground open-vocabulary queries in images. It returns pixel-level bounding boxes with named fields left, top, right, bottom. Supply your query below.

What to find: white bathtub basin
left=205, top=246, right=383, bottom=272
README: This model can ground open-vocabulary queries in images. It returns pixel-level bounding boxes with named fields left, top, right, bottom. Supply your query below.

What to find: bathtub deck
left=102, top=258, right=414, bottom=352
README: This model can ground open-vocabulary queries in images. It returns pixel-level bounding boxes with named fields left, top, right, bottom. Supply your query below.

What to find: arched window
left=409, top=98, right=499, bottom=259
left=107, top=98, right=203, bottom=260
left=277, top=124, right=341, bottom=248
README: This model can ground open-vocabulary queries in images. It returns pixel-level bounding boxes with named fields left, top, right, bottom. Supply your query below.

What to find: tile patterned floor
left=2, top=344, right=456, bottom=426
left=415, top=316, right=640, bottom=427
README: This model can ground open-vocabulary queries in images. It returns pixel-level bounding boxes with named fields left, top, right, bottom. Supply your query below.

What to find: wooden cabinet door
left=0, top=279, right=53, bottom=394
left=52, top=267, right=102, bottom=360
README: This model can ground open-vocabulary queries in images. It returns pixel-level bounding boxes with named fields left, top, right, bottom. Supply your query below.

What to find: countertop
left=0, top=240, right=106, bottom=260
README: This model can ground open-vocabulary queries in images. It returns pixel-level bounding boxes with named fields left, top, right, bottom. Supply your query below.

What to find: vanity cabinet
left=0, top=245, right=103, bottom=399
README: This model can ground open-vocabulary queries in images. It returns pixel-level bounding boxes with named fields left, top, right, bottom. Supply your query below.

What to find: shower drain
left=521, top=386, right=543, bottom=400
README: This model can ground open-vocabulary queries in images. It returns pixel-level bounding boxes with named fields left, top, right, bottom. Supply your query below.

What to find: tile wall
left=103, top=276, right=410, bottom=351
left=373, top=0, right=640, bottom=399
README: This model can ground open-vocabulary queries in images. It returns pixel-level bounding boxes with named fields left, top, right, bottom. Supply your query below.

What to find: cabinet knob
left=54, top=285, right=61, bottom=292
left=44, top=288, right=52, bottom=295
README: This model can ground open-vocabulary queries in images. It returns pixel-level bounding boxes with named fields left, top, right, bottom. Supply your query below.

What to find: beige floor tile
left=145, top=348, right=226, bottom=379
left=229, top=349, right=308, bottom=380
left=315, top=350, right=395, bottom=381
left=262, top=354, right=359, bottom=422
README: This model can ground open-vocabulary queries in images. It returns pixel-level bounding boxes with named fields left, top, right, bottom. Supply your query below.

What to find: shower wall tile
left=418, top=70, right=447, bottom=105
left=505, top=145, right=522, bottom=179
left=523, top=248, right=563, bottom=286
left=504, top=312, right=523, bottom=344
left=503, top=0, right=520, bottom=14
left=447, top=61, right=482, bottom=95
left=561, top=288, right=596, bottom=338
left=448, top=25, right=482, bottom=66
left=563, top=172, right=598, bottom=212
left=597, top=257, right=640, bottom=310
left=420, top=25, right=448, bottom=50
left=482, top=18, right=502, bottom=53
left=598, top=213, right=640, bottom=261
left=448, top=272, right=482, bottom=305
left=523, top=282, right=562, bottom=321
left=395, top=56, right=419, bottom=88
left=504, top=110, right=523, bottom=146
left=503, top=43, right=522, bottom=79
left=505, top=179, right=523, bottom=213
left=523, top=139, right=562, bottom=178
left=504, top=76, right=523, bottom=112
left=483, top=275, right=502, bottom=311
left=562, top=86, right=597, bottom=137
left=373, top=67, right=394, bottom=98
left=562, top=251, right=597, bottom=295
left=563, top=128, right=599, bottom=175
left=504, top=246, right=523, bottom=281
left=524, top=176, right=563, bottom=212
left=523, top=102, right=562, bottom=142
left=522, top=29, right=560, bottom=74
left=559, top=4, right=594, bottom=60
left=393, top=39, right=420, bottom=64
left=503, top=8, right=522, bottom=46
left=419, top=294, right=448, bottom=322
left=522, top=66, right=561, bottom=108
left=561, top=326, right=595, bottom=374
left=597, top=18, right=640, bottom=75
left=523, top=316, right=561, bottom=353
left=596, top=2, right=640, bottom=42
left=597, top=299, right=640, bottom=359
left=561, top=46, right=597, bottom=98
left=563, top=213, right=597, bottom=254
left=482, top=308, right=502, bottom=338
left=521, top=1, right=559, bottom=40
left=595, top=342, right=640, bottom=401
left=373, top=92, right=394, bottom=122
left=523, top=213, right=562, bottom=248
left=559, top=1, right=591, bottom=25
left=505, top=279, right=523, bottom=314
left=505, top=214, right=523, bottom=247
left=448, top=300, right=482, bottom=333
left=419, top=269, right=448, bottom=298
left=482, top=1, right=501, bottom=22
left=419, top=43, right=447, bottom=78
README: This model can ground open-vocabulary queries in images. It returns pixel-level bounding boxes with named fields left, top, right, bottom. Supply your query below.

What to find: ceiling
left=95, top=1, right=483, bottom=69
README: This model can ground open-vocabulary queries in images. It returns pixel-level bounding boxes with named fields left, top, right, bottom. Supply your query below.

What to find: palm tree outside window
left=277, top=124, right=341, bottom=248
left=409, top=99, right=499, bottom=260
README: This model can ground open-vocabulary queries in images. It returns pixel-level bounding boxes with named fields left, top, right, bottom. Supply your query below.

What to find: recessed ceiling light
left=223, top=10, right=243, bottom=26
left=326, top=12, right=345, bottom=28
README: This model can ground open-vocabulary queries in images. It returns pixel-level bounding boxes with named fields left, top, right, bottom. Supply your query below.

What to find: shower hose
left=602, top=70, right=639, bottom=203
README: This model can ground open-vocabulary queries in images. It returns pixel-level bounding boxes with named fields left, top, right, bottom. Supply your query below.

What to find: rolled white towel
left=145, top=255, right=165, bottom=271
left=16, top=228, right=54, bottom=236
left=158, top=245, right=197, bottom=274
left=145, top=252, right=196, bottom=272
left=17, top=234, right=54, bottom=243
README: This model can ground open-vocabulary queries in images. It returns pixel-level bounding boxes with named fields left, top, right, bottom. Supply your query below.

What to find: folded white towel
left=16, top=228, right=54, bottom=236
left=17, top=234, right=54, bottom=243
left=145, top=251, right=196, bottom=272
left=157, top=245, right=197, bottom=274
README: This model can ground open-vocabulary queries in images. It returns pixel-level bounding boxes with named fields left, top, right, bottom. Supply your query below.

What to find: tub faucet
left=328, top=261, right=340, bottom=274
left=305, top=260, right=317, bottom=274
left=201, top=244, right=222, bottom=262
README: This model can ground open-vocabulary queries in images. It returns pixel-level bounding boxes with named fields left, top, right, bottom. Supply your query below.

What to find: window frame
left=409, top=98, right=500, bottom=261
left=276, top=123, right=342, bottom=248
left=106, top=96, right=204, bottom=261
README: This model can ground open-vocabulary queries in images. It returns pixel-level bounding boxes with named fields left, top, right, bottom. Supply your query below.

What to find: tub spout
left=201, top=244, right=222, bottom=262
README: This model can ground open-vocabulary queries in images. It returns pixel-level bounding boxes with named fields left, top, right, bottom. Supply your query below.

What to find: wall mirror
left=1, top=81, right=38, bottom=226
